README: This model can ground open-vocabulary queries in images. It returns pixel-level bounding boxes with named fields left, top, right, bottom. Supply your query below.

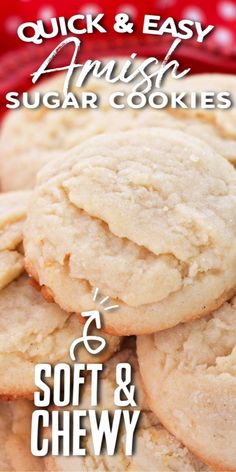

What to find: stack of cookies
left=0, top=64, right=236, bottom=471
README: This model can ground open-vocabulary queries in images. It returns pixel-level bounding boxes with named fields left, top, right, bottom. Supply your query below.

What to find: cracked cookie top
left=24, top=128, right=236, bottom=334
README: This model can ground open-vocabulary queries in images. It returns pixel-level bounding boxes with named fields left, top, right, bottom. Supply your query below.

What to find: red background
left=0, top=0, right=236, bottom=56
left=0, top=0, right=235, bottom=111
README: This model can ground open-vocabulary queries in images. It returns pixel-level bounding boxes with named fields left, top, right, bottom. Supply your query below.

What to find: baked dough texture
left=1, top=71, right=236, bottom=191
left=0, top=191, right=31, bottom=290
left=0, top=275, right=121, bottom=399
left=154, top=111, right=236, bottom=165
left=168, top=73, right=236, bottom=132
left=0, top=64, right=138, bottom=191
left=0, top=400, right=44, bottom=471
left=137, top=296, right=236, bottom=471
left=167, top=73, right=236, bottom=163
left=45, top=342, right=211, bottom=472
left=24, top=128, right=236, bottom=335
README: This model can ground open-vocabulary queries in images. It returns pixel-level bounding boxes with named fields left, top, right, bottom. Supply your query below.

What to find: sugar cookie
left=24, top=128, right=236, bottom=335
left=0, top=275, right=121, bottom=399
left=167, top=73, right=236, bottom=163
left=2, top=70, right=235, bottom=190
left=45, top=342, right=211, bottom=472
left=0, top=400, right=44, bottom=471
left=0, top=62, right=137, bottom=190
left=0, top=191, right=31, bottom=290
left=137, top=296, right=236, bottom=471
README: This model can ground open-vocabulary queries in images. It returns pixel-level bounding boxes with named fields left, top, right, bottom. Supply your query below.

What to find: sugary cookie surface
left=0, top=275, right=120, bottom=398
left=0, top=400, right=44, bottom=471
left=0, top=191, right=31, bottom=290
left=24, top=128, right=236, bottom=334
left=2, top=71, right=236, bottom=190
left=45, top=343, right=211, bottom=472
left=137, top=296, right=236, bottom=471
